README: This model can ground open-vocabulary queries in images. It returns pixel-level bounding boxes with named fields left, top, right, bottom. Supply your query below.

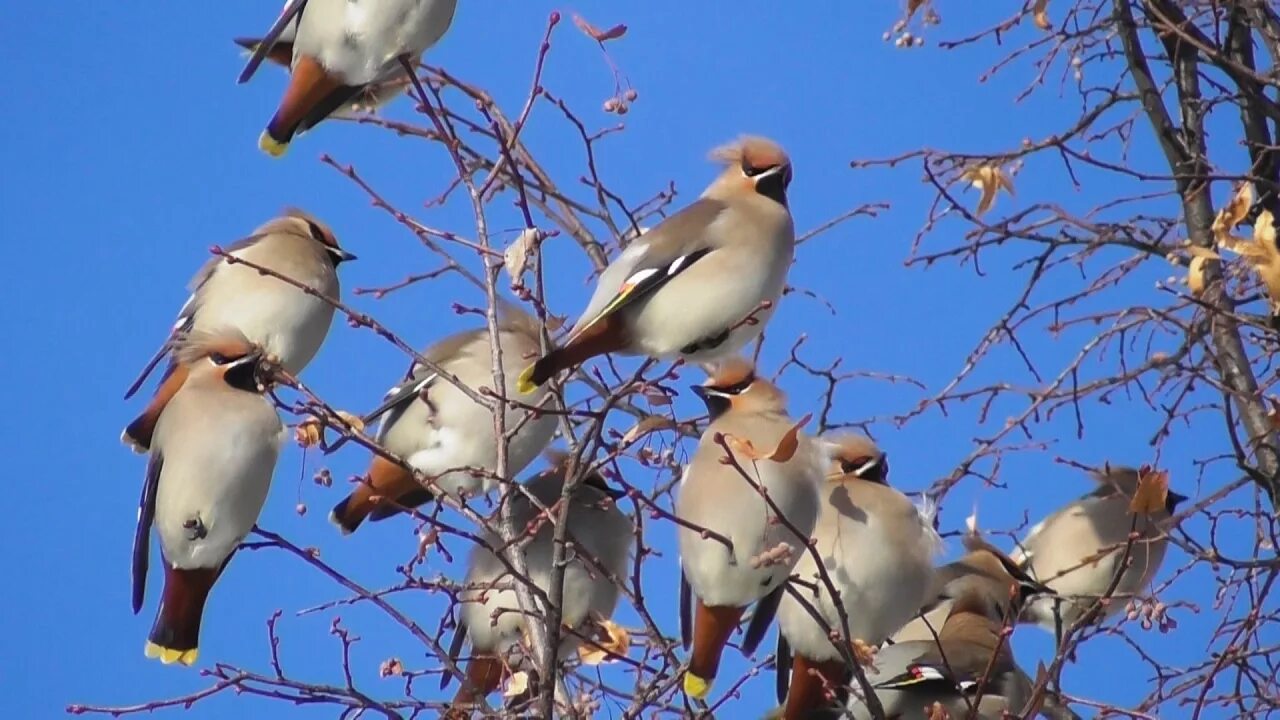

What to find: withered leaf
left=726, top=413, right=813, bottom=463
left=379, top=657, right=403, bottom=678
left=1032, top=0, right=1052, bottom=30
left=1185, top=246, right=1219, bottom=296
left=573, top=14, right=627, bottom=42
left=621, top=415, right=675, bottom=446
left=960, top=164, right=1015, bottom=216
left=1129, top=467, right=1170, bottom=516
left=1218, top=208, right=1280, bottom=311
left=503, top=670, right=529, bottom=698
left=577, top=618, right=631, bottom=665
left=503, top=228, right=541, bottom=284
left=1211, top=182, right=1252, bottom=246
left=295, top=411, right=364, bottom=448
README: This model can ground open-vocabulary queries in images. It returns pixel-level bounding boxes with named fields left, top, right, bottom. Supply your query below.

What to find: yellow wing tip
left=259, top=131, right=289, bottom=157
left=145, top=642, right=198, bottom=666
left=683, top=672, right=711, bottom=699
left=516, top=365, right=538, bottom=395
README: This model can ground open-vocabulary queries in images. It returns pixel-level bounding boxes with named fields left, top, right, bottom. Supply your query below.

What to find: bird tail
left=144, top=565, right=219, bottom=666
left=781, top=655, right=850, bottom=720
left=233, top=37, right=293, bottom=67
left=329, top=455, right=424, bottom=535
left=261, top=55, right=347, bottom=157
left=122, top=364, right=190, bottom=453
left=685, top=602, right=744, bottom=699
left=516, top=319, right=629, bottom=394
left=451, top=654, right=506, bottom=707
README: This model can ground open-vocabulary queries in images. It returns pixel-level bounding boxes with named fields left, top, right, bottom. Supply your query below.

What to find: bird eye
left=741, top=162, right=776, bottom=178
left=209, top=352, right=233, bottom=365
left=717, top=378, right=755, bottom=395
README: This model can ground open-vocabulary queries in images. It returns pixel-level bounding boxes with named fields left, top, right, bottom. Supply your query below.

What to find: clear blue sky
left=1, top=2, right=1263, bottom=718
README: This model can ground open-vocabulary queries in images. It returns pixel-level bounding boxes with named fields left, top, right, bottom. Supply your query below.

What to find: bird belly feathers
left=295, top=0, right=455, bottom=86
left=778, top=505, right=937, bottom=660
left=678, top=461, right=819, bottom=608
left=153, top=405, right=283, bottom=570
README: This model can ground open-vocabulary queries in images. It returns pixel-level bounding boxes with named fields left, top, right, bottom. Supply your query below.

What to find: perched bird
left=848, top=537, right=1067, bottom=720
left=238, top=0, right=458, bottom=156
left=122, top=208, right=352, bottom=453
left=518, top=136, right=796, bottom=392
left=1011, top=465, right=1186, bottom=634
left=446, top=465, right=633, bottom=708
left=676, top=359, right=823, bottom=700
left=774, top=434, right=940, bottom=719
left=131, top=330, right=286, bottom=666
left=329, top=308, right=557, bottom=533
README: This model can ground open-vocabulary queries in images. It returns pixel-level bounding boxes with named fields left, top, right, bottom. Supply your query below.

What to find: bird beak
left=329, top=247, right=358, bottom=264
left=1166, top=490, right=1189, bottom=513
left=691, top=385, right=732, bottom=421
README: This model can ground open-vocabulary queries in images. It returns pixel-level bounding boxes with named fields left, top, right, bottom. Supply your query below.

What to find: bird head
left=822, top=433, right=889, bottom=485
left=704, top=136, right=793, bottom=206
left=692, top=357, right=787, bottom=419
left=176, top=329, right=280, bottom=395
left=281, top=207, right=357, bottom=265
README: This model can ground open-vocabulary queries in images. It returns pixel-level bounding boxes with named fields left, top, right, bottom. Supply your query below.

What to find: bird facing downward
left=131, top=329, right=286, bottom=666
left=328, top=306, right=557, bottom=534
left=774, top=434, right=940, bottom=720
left=676, top=358, right=823, bottom=700
left=121, top=208, right=352, bottom=454
left=238, top=0, right=458, bottom=156
left=517, top=136, right=796, bottom=392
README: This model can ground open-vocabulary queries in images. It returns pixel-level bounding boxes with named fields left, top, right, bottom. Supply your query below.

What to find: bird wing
left=567, top=199, right=726, bottom=343
left=238, top=0, right=310, bottom=83
left=123, top=234, right=264, bottom=399
left=131, top=452, right=163, bottom=614
left=679, top=565, right=693, bottom=650
left=775, top=633, right=793, bottom=703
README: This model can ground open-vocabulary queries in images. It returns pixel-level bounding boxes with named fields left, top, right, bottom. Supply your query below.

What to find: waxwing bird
left=329, top=307, right=557, bottom=533
left=676, top=358, right=823, bottom=700
left=238, top=0, right=458, bottom=157
left=445, top=465, right=633, bottom=709
left=1011, top=465, right=1186, bottom=634
left=774, top=434, right=940, bottom=720
left=131, top=330, right=286, bottom=666
left=122, top=208, right=352, bottom=453
left=848, top=537, right=1074, bottom=720
left=518, top=137, right=796, bottom=392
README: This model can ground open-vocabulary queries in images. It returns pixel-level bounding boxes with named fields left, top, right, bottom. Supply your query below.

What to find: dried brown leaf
left=1032, top=0, right=1051, bottom=30
left=906, top=0, right=930, bottom=21
left=1212, top=182, right=1252, bottom=245
left=503, top=228, right=541, bottom=284
left=961, top=164, right=1014, bottom=215
left=503, top=670, right=529, bottom=698
left=621, top=415, right=675, bottom=445
left=573, top=14, right=627, bottom=42
left=379, top=657, right=403, bottom=678
left=578, top=619, right=630, bottom=665
left=1129, top=467, right=1170, bottom=516
left=727, top=413, right=813, bottom=463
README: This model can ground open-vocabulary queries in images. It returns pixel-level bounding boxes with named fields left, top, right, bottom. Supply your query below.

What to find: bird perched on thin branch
left=1010, top=465, right=1186, bottom=634
left=329, top=307, right=557, bottom=533
left=444, top=463, right=633, bottom=711
left=238, top=0, right=458, bottom=156
left=122, top=208, right=352, bottom=453
left=517, top=136, right=796, bottom=392
left=131, top=330, right=286, bottom=666
left=848, top=536, right=1076, bottom=720
left=676, top=358, right=823, bottom=700
left=774, top=434, right=940, bottom=719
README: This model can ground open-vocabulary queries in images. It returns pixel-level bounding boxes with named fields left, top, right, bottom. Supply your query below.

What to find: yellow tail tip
left=258, top=131, right=288, bottom=157
left=145, top=642, right=198, bottom=666
left=516, top=365, right=538, bottom=395
left=683, top=671, right=711, bottom=699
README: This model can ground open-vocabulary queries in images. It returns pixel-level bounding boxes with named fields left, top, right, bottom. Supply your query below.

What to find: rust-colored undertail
left=524, top=315, right=630, bottom=389
left=688, top=601, right=746, bottom=692
left=450, top=654, right=505, bottom=710
left=782, top=654, right=851, bottom=720
left=329, top=455, right=425, bottom=534
left=145, top=565, right=220, bottom=666
left=123, top=364, right=190, bottom=452
left=264, top=55, right=353, bottom=148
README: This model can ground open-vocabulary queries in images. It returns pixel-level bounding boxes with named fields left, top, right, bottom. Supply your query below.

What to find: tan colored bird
left=329, top=307, right=557, bottom=533
left=238, top=0, right=458, bottom=156
left=131, top=329, right=286, bottom=666
left=848, top=537, right=1066, bottom=720
left=676, top=358, right=823, bottom=700
left=445, top=465, right=633, bottom=708
left=122, top=208, right=352, bottom=453
left=517, top=137, right=795, bottom=392
left=774, top=434, right=940, bottom=719
left=1011, top=465, right=1186, bottom=634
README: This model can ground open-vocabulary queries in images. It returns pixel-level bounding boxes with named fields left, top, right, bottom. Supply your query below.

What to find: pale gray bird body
left=123, top=209, right=352, bottom=452
left=519, top=137, right=795, bottom=391
left=676, top=359, right=824, bottom=699
left=131, top=330, right=286, bottom=666
left=329, top=309, right=557, bottom=533
left=848, top=539, right=1065, bottom=720
left=448, top=466, right=633, bottom=704
left=239, top=0, right=458, bottom=155
left=774, top=435, right=939, bottom=719
left=1012, top=466, right=1186, bottom=632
